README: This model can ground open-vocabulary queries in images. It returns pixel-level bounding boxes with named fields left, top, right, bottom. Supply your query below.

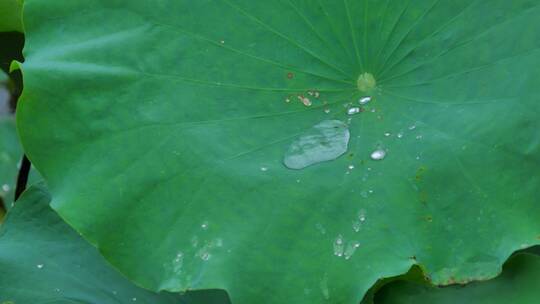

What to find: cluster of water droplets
left=284, top=89, right=321, bottom=108
left=191, top=221, right=224, bottom=262
left=333, top=234, right=361, bottom=260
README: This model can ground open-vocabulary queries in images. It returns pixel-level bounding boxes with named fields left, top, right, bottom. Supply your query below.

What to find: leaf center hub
left=357, top=72, right=376, bottom=92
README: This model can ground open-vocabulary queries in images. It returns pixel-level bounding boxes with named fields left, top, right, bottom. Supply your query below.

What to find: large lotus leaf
left=375, top=253, right=540, bottom=304
left=0, top=0, right=23, bottom=32
left=0, top=183, right=218, bottom=304
left=18, top=1, right=540, bottom=303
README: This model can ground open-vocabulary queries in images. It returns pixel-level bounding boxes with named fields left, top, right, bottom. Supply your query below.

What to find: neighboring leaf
left=0, top=115, right=41, bottom=210
left=18, top=1, right=540, bottom=303
left=375, top=253, right=540, bottom=304
left=0, top=117, right=20, bottom=208
left=0, top=69, right=7, bottom=82
left=0, top=0, right=23, bottom=32
left=0, top=183, right=206, bottom=304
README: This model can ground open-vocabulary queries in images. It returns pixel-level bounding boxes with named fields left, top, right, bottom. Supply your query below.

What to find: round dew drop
left=370, top=149, right=386, bottom=161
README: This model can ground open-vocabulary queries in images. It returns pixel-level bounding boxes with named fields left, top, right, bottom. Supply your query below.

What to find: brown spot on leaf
left=287, top=72, right=294, bottom=79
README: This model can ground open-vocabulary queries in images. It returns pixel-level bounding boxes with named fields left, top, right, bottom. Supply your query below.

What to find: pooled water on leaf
left=283, top=120, right=350, bottom=170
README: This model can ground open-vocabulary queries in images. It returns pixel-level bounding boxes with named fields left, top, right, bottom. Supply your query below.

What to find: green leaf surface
left=376, top=253, right=540, bottom=304
left=0, top=0, right=23, bottom=33
left=18, top=1, right=540, bottom=303
left=0, top=183, right=190, bottom=304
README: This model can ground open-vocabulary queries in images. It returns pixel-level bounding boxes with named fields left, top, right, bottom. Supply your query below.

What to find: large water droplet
left=36, top=264, right=44, bottom=269
left=284, top=120, right=350, bottom=170
left=358, top=96, right=371, bottom=105
left=1, top=184, right=9, bottom=192
left=347, top=107, right=360, bottom=115
left=370, top=149, right=386, bottom=161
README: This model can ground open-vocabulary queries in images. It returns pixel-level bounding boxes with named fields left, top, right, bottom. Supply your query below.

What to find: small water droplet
left=333, top=235, right=344, bottom=256
left=409, top=124, right=417, bottom=130
left=324, top=108, right=330, bottom=114
left=298, top=95, right=311, bottom=106
left=201, top=252, right=211, bottom=261
left=36, top=264, right=44, bottom=269
left=397, top=132, right=403, bottom=138
left=370, top=149, right=386, bottom=161
left=219, top=40, right=225, bottom=44
left=307, top=90, right=319, bottom=98
left=285, top=97, right=290, bottom=103
left=320, top=274, right=330, bottom=300
left=260, top=166, right=268, bottom=172
left=352, top=221, right=361, bottom=232
left=358, top=210, right=366, bottom=222
left=132, top=297, right=137, bottom=301
left=370, top=108, right=376, bottom=113
left=384, top=132, right=391, bottom=137
left=54, top=288, right=61, bottom=292
left=112, top=290, right=118, bottom=295
left=201, top=221, right=209, bottom=230
left=316, top=223, right=326, bottom=234
left=1, top=184, right=9, bottom=192
left=191, top=236, right=199, bottom=247
left=416, top=135, right=423, bottom=140
left=347, top=107, right=361, bottom=115
left=358, top=96, right=372, bottom=105
left=348, top=164, right=355, bottom=170
left=344, top=241, right=360, bottom=260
